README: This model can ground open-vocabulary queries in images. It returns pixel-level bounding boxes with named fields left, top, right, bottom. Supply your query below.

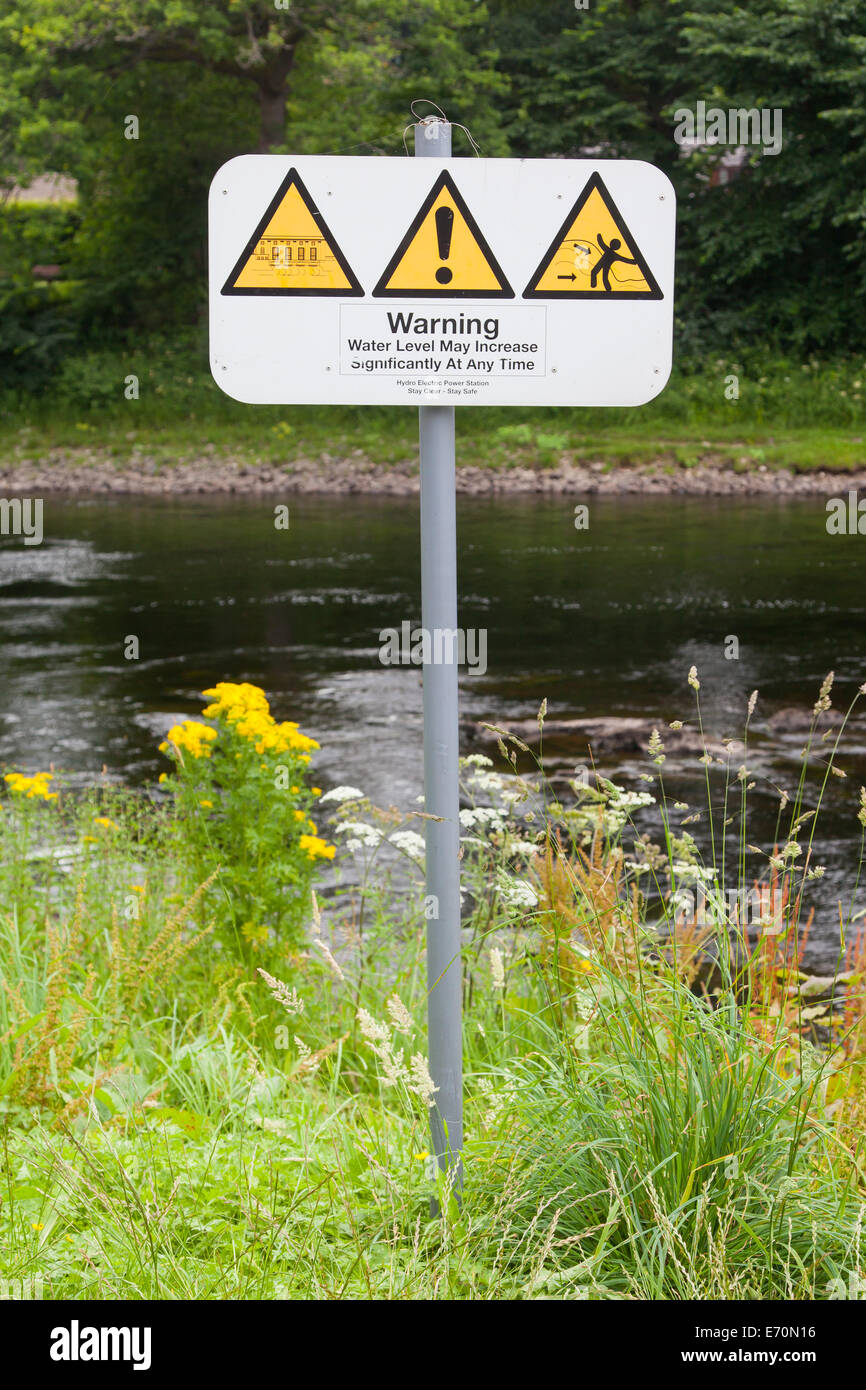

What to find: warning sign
left=373, top=171, right=513, bottom=299
left=524, top=172, right=662, bottom=300
left=210, top=155, right=675, bottom=404
left=221, top=168, right=363, bottom=297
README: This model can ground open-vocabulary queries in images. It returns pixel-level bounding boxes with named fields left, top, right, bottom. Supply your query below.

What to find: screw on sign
left=208, top=114, right=676, bottom=1194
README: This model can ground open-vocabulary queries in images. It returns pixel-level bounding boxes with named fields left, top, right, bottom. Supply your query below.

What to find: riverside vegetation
left=1, top=674, right=865, bottom=1300
left=2, top=338, right=866, bottom=478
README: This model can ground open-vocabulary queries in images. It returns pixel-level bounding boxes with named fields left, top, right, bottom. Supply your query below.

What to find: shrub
left=158, top=683, right=334, bottom=958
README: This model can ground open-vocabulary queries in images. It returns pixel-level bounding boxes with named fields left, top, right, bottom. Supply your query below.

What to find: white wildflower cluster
left=389, top=829, right=426, bottom=862
left=356, top=1005, right=439, bottom=1107
left=504, top=834, right=543, bottom=860
left=495, top=868, right=538, bottom=911
left=601, top=787, right=656, bottom=834
left=602, top=807, right=630, bottom=834
left=670, top=862, right=717, bottom=884
left=498, top=785, right=527, bottom=809
left=459, top=806, right=506, bottom=832
left=319, top=785, right=365, bottom=805
left=462, top=753, right=527, bottom=809
left=461, top=754, right=507, bottom=795
left=608, top=789, right=656, bottom=813
left=336, top=820, right=382, bottom=852
left=559, top=778, right=656, bottom=843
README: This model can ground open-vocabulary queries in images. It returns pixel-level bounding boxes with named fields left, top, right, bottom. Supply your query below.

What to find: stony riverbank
left=2, top=447, right=866, bottom=496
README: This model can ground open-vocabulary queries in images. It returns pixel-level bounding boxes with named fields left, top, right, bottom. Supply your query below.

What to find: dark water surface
left=2, top=491, right=865, bottom=966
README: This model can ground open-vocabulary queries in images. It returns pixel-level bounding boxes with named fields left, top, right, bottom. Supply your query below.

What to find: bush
left=0, top=202, right=82, bottom=391
left=158, top=682, right=334, bottom=958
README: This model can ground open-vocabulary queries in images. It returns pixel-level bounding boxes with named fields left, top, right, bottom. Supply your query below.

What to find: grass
left=1, top=336, right=865, bottom=475
left=1, top=675, right=866, bottom=1300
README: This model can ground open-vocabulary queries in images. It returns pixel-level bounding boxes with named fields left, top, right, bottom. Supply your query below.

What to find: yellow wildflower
left=299, top=833, right=336, bottom=861
left=201, top=682, right=270, bottom=723
left=241, top=921, right=270, bottom=946
left=161, top=721, right=218, bottom=760
left=197, top=683, right=319, bottom=761
left=4, top=771, right=58, bottom=801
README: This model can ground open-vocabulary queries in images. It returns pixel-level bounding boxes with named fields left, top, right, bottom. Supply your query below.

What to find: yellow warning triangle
left=222, top=168, right=363, bottom=296
left=524, top=173, right=662, bottom=300
left=374, top=171, right=513, bottom=298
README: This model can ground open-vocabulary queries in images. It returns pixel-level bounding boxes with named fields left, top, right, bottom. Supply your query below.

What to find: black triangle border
left=373, top=170, right=514, bottom=299
left=523, top=172, right=663, bottom=300
left=220, top=167, right=364, bottom=297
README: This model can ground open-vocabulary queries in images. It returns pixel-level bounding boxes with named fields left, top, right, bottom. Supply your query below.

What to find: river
left=1, top=491, right=864, bottom=968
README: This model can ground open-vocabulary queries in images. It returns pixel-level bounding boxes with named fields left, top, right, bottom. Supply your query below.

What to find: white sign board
left=209, top=156, right=675, bottom=407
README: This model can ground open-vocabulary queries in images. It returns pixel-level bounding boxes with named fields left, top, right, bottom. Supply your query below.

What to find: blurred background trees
left=1, top=0, right=864, bottom=392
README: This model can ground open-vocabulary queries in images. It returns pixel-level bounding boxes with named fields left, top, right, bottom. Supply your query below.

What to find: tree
left=478, top=0, right=866, bottom=353
left=0, top=0, right=504, bottom=347
left=1, top=0, right=504, bottom=175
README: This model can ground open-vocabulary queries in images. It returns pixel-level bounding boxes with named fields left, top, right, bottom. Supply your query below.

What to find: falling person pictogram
left=590, top=234, right=637, bottom=292
left=524, top=172, right=663, bottom=300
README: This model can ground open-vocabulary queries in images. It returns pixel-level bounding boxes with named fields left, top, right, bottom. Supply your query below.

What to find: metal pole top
left=415, top=117, right=452, bottom=157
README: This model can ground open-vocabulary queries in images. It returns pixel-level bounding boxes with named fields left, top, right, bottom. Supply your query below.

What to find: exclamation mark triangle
left=373, top=171, right=514, bottom=298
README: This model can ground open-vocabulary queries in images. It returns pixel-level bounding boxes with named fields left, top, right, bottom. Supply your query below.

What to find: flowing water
left=2, top=491, right=864, bottom=968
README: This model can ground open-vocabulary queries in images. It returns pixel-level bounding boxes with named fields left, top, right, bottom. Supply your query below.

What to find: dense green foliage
left=2, top=333, right=863, bottom=475
left=2, top=680, right=865, bottom=1298
left=1, top=0, right=865, bottom=395
left=485, top=0, right=866, bottom=355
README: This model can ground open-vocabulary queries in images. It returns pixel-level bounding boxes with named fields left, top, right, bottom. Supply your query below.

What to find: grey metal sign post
left=415, top=116, right=463, bottom=1186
